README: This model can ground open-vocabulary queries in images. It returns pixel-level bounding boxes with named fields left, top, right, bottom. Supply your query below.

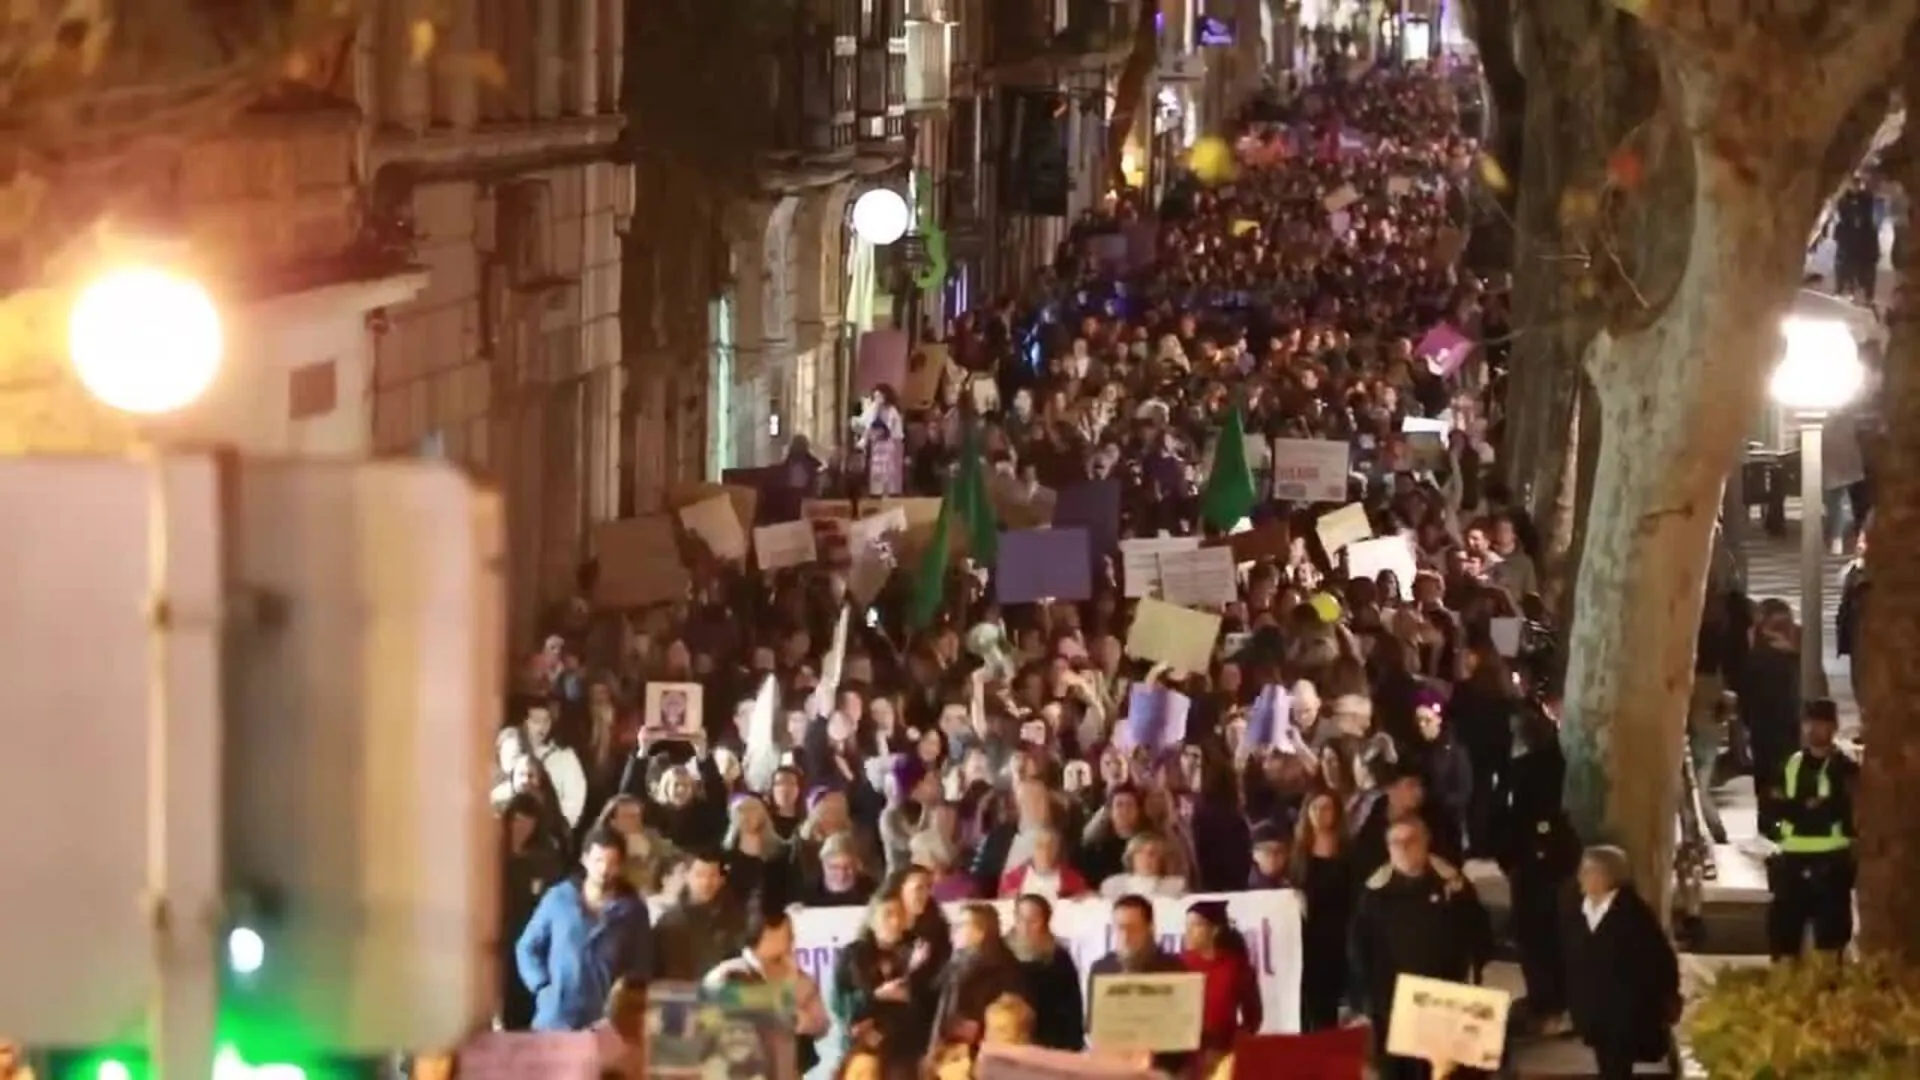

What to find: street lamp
left=68, top=265, right=223, bottom=414
left=1768, top=315, right=1865, bottom=697
left=850, top=188, right=910, bottom=246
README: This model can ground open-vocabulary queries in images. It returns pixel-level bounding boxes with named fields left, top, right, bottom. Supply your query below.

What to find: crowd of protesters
left=485, top=47, right=1871, bottom=1080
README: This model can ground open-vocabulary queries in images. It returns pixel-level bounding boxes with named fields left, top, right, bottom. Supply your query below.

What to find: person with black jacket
left=1350, top=816, right=1494, bottom=1080
left=500, top=793, right=567, bottom=1030
left=1351, top=764, right=1464, bottom=881
left=1086, top=894, right=1191, bottom=1075
left=931, top=904, right=1031, bottom=1047
left=1494, top=705, right=1580, bottom=1035
left=1008, top=894, right=1086, bottom=1051
left=1561, top=846, right=1681, bottom=1080
left=830, top=892, right=926, bottom=1075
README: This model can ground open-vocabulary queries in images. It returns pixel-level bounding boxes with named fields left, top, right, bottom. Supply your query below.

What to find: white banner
left=784, top=889, right=1303, bottom=1073
left=1269, top=439, right=1351, bottom=503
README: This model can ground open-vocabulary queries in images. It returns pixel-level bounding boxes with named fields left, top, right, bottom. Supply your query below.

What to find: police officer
left=1761, top=698, right=1858, bottom=960
left=1350, top=816, right=1495, bottom=1080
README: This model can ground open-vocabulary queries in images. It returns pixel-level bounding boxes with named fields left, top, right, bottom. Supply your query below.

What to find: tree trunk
left=1563, top=152, right=1860, bottom=911
left=1556, top=0, right=1916, bottom=913
left=1855, top=45, right=1920, bottom=964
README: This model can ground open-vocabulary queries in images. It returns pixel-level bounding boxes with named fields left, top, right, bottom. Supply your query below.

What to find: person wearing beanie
left=878, top=755, right=937, bottom=874
left=1181, top=900, right=1263, bottom=1058
left=1410, top=690, right=1472, bottom=841
left=1248, top=822, right=1292, bottom=889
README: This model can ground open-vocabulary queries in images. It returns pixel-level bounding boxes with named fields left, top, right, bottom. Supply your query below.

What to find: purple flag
left=995, top=528, right=1093, bottom=604
left=1415, top=322, right=1474, bottom=377
left=1052, top=479, right=1122, bottom=553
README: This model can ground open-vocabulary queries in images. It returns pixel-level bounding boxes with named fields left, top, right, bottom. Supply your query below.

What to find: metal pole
left=146, top=453, right=222, bottom=1080
left=1799, top=417, right=1826, bottom=700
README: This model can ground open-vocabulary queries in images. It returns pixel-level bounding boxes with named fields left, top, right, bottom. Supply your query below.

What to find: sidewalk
left=1497, top=955, right=1766, bottom=1077
left=1733, top=501, right=1857, bottom=733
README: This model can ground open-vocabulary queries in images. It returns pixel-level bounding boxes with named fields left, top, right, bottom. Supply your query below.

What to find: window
left=289, top=360, right=339, bottom=420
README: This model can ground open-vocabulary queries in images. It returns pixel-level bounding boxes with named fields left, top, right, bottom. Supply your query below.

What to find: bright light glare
left=1770, top=316, right=1863, bottom=413
left=226, top=926, right=265, bottom=975
left=95, top=1061, right=133, bottom=1080
left=850, top=189, right=910, bottom=245
left=68, top=265, right=223, bottom=415
left=213, top=1046, right=307, bottom=1080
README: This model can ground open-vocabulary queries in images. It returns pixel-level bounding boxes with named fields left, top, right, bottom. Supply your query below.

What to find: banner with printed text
left=772, top=889, right=1303, bottom=1076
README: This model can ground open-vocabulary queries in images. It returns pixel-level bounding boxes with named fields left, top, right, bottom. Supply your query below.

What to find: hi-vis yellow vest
left=1780, top=752, right=1852, bottom=854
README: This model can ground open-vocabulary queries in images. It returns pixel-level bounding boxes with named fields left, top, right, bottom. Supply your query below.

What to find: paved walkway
left=1489, top=513, right=1839, bottom=1073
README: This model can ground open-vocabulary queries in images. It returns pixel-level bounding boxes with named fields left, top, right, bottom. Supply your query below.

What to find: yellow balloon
left=1188, top=136, right=1237, bottom=185
left=1309, top=592, right=1343, bottom=624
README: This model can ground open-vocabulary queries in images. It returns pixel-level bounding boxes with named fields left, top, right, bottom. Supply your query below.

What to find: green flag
left=953, top=427, right=998, bottom=566
left=1200, top=403, right=1258, bottom=531
left=907, top=493, right=953, bottom=630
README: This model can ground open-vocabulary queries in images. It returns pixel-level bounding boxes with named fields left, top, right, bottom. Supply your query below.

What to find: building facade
left=356, top=0, right=630, bottom=650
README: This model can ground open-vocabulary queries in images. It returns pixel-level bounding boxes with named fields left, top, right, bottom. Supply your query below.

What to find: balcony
left=985, top=0, right=1137, bottom=80
left=855, top=0, right=909, bottom=156
left=905, top=15, right=953, bottom=110
left=761, top=15, right=858, bottom=185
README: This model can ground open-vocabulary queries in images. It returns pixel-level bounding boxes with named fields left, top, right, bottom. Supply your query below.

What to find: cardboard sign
left=1120, top=536, right=1201, bottom=598
left=904, top=343, right=951, bottom=410
left=1385, top=974, right=1511, bottom=1072
left=1270, top=439, right=1351, bottom=503
left=1088, top=972, right=1207, bottom=1053
left=1206, top=520, right=1291, bottom=564
left=1156, top=546, right=1239, bottom=608
left=1125, top=597, right=1221, bottom=674
left=593, top=514, right=690, bottom=608
left=856, top=329, right=909, bottom=395
left=1321, top=184, right=1360, bottom=213
left=754, top=520, right=818, bottom=570
left=1314, top=503, right=1373, bottom=556
left=677, top=492, right=749, bottom=561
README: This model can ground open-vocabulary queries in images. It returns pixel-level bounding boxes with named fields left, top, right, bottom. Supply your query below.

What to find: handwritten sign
left=1314, top=502, right=1373, bottom=556
left=1125, top=598, right=1221, bottom=674
left=754, top=520, right=818, bottom=570
left=1120, top=536, right=1201, bottom=598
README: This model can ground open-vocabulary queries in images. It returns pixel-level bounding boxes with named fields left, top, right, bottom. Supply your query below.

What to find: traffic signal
left=220, top=460, right=502, bottom=1054
left=0, top=456, right=501, bottom=1062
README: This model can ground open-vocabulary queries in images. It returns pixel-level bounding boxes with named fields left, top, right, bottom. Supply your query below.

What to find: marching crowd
left=489, top=49, right=1867, bottom=1080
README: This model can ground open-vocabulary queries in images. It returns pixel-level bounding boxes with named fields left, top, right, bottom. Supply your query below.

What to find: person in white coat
left=525, top=704, right=588, bottom=829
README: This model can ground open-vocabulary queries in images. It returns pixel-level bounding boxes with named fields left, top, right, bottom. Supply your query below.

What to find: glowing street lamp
left=67, top=265, right=223, bottom=415
left=850, top=188, right=910, bottom=246
left=1769, top=315, right=1865, bottom=694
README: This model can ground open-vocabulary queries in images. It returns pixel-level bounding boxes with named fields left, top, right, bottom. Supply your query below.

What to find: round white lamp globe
left=1770, top=316, right=1863, bottom=415
left=851, top=188, right=910, bottom=246
left=68, top=265, right=224, bottom=415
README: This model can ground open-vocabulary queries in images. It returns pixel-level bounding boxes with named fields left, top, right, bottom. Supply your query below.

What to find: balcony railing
left=769, top=22, right=856, bottom=161
left=904, top=19, right=951, bottom=109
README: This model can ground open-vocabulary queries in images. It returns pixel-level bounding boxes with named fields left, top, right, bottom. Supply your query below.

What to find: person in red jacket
left=996, top=827, right=1090, bottom=900
left=1181, top=900, right=1263, bottom=1059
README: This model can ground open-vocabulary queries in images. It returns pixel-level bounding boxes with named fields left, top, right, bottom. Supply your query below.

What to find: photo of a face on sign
left=644, top=682, right=704, bottom=738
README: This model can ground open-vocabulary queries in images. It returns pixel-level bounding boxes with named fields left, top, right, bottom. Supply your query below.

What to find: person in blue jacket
left=516, top=824, right=654, bottom=1030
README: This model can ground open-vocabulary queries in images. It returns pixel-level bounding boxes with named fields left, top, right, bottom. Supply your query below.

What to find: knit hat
left=1187, top=899, right=1230, bottom=930
left=1412, top=687, right=1446, bottom=713
left=1250, top=821, right=1289, bottom=848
